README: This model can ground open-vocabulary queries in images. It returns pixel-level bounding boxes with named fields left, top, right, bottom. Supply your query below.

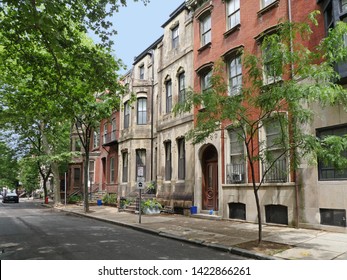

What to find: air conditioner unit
left=232, top=173, right=243, bottom=183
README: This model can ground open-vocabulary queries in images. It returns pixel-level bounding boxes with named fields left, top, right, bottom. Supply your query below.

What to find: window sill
left=224, top=23, right=241, bottom=38
left=257, top=0, right=280, bottom=17
left=198, top=42, right=212, bottom=53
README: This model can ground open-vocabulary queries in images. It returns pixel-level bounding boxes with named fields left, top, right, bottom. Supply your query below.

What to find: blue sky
left=110, top=0, right=184, bottom=73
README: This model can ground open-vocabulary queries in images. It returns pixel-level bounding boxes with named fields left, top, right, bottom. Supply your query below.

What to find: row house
left=186, top=0, right=297, bottom=222
left=118, top=3, right=195, bottom=211
left=68, top=110, right=120, bottom=197
left=118, top=36, right=161, bottom=198
left=298, top=0, right=347, bottom=230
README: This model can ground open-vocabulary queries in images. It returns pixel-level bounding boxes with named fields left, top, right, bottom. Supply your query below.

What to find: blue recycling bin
left=97, top=199, right=102, bottom=206
left=190, top=206, right=197, bottom=215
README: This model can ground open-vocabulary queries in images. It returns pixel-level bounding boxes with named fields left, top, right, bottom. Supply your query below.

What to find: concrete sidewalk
left=52, top=203, right=347, bottom=260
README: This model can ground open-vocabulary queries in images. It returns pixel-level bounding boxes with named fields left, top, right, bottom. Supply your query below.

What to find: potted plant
left=141, top=198, right=162, bottom=214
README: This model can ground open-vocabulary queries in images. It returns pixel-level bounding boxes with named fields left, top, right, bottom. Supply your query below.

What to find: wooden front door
left=202, top=145, right=218, bottom=211
left=204, top=161, right=218, bottom=210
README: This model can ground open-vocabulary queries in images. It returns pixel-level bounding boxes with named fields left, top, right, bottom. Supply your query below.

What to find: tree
left=0, top=1, right=142, bottom=207
left=18, top=158, right=40, bottom=197
left=0, top=139, right=18, bottom=188
left=175, top=13, right=347, bottom=244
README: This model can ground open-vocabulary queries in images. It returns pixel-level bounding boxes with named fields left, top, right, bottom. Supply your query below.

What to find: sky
left=109, top=0, right=184, bottom=74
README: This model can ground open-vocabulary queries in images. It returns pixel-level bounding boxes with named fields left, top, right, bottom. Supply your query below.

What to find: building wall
left=156, top=4, right=195, bottom=209
left=295, top=0, right=347, bottom=231
left=188, top=0, right=301, bottom=221
left=118, top=42, right=160, bottom=197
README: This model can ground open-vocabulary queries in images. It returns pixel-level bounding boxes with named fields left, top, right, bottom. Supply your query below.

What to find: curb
left=51, top=205, right=276, bottom=260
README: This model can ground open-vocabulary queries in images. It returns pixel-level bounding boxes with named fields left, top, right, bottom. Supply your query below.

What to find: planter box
left=143, top=206, right=161, bottom=215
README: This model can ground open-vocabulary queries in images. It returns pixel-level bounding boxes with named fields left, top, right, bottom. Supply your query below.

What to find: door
left=202, top=145, right=219, bottom=211
left=204, top=161, right=218, bottom=210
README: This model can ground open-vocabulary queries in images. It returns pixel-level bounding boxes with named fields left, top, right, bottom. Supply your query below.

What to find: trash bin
left=97, top=199, right=102, bottom=206
left=190, top=206, right=197, bottom=215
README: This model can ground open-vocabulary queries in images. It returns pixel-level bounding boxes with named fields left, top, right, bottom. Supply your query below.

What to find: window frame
left=93, top=130, right=100, bottom=149
left=122, top=152, right=128, bottom=183
left=139, top=65, right=145, bottom=80
left=200, top=13, right=211, bottom=47
left=226, top=127, right=246, bottom=184
left=261, top=116, right=289, bottom=183
left=228, top=55, right=242, bottom=96
left=172, top=25, right=179, bottom=49
left=165, top=141, right=172, bottom=181
left=165, top=79, right=173, bottom=113
left=111, top=118, right=116, bottom=141
left=103, top=123, right=108, bottom=144
left=124, top=101, right=130, bottom=129
left=137, top=97, right=147, bottom=125
left=89, top=160, right=95, bottom=185
left=226, top=0, right=240, bottom=31
left=110, top=157, right=115, bottom=183
left=178, top=72, right=186, bottom=104
left=261, top=0, right=276, bottom=9
left=317, top=125, right=347, bottom=181
left=177, top=138, right=186, bottom=180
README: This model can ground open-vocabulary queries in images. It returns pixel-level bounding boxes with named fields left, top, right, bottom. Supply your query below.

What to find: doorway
left=201, top=145, right=218, bottom=211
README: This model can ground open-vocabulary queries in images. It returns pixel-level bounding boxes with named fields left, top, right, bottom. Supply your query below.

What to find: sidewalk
left=51, top=203, right=347, bottom=260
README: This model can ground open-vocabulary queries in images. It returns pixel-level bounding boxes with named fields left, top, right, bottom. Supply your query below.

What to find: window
left=262, top=40, right=282, bottom=84
left=93, top=129, right=100, bottom=148
left=103, top=123, right=108, bottom=144
left=110, top=157, right=115, bottom=183
left=178, top=72, right=186, bottom=103
left=265, top=204, right=288, bottom=225
left=227, top=0, right=240, bottom=30
left=165, top=142, right=172, bottom=181
left=122, top=152, right=128, bottom=182
left=229, top=202, right=246, bottom=220
left=201, top=70, right=212, bottom=92
left=227, top=128, right=245, bottom=183
left=124, top=101, right=130, bottom=129
left=136, top=149, right=146, bottom=180
left=177, top=138, right=185, bottom=180
left=200, top=13, right=211, bottom=46
left=262, top=117, right=288, bottom=183
left=165, top=79, right=172, bottom=113
left=75, top=138, right=81, bottom=152
left=172, top=25, right=179, bottom=49
left=139, top=65, right=144, bottom=80
left=137, top=98, right=147, bottom=125
left=111, top=118, right=116, bottom=141
left=228, top=55, right=242, bottom=96
left=320, top=208, right=346, bottom=227
left=89, top=160, right=95, bottom=184
left=262, top=0, right=276, bottom=8
left=73, top=167, right=81, bottom=188
left=317, top=125, right=347, bottom=180
left=342, top=0, right=347, bottom=12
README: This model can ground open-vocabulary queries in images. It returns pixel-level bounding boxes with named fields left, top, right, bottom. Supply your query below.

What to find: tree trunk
left=253, top=186, right=262, bottom=244
left=51, top=162, right=61, bottom=205
left=42, top=177, right=48, bottom=203
left=83, top=151, right=89, bottom=213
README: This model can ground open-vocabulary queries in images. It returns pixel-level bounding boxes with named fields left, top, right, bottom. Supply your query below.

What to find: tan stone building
left=156, top=3, right=195, bottom=211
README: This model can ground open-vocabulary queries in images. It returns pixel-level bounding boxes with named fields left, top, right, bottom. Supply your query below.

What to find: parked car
left=2, top=192, right=19, bottom=203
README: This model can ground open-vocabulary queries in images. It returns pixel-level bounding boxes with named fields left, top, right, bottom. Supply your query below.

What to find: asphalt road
left=0, top=199, right=249, bottom=260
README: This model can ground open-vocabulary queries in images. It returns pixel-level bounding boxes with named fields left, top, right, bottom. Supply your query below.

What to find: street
left=0, top=199, right=249, bottom=260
